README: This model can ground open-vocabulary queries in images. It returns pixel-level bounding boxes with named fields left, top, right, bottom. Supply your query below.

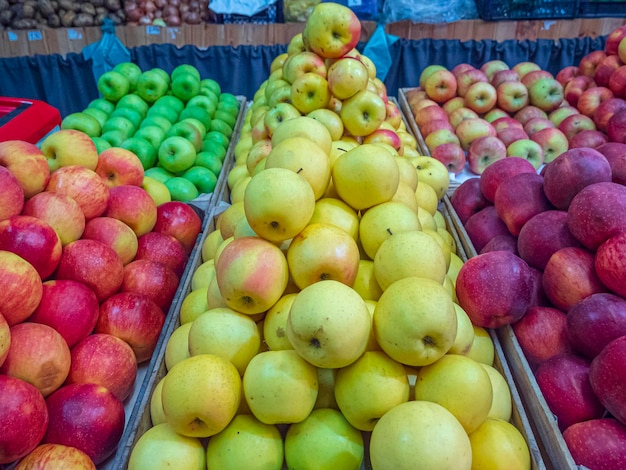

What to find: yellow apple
left=415, top=181, right=439, bottom=215
left=352, top=259, right=383, bottom=302
left=369, top=400, right=472, bottom=470
left=188, top=307, right=261, bottom=375
left=201, top=229, right=224, bottom=262
left=391, top=181, right=420, bottom=213
left=308, top=197, right=359, bottom=243
left=233, top=216, right=258, bottom=239
left=213, top=235, right=234, bottom=266
left=41, top=129, right=99, bottom=171
left=374, top=276, right=457, bottom=367
left=334, top=350, right=410, bottom=431
left=206, top=414, right=284, bottom=470
left=329, top=140, right=358, bottom=168
left=466, top=326, right=496, bottom=366
left=243, top=349, right=318, bottom=424
left=149, top=376, right=167, bottom=426
left=161, top=354, right=241, bottom=437
left=433, top=209, right=446, bottom=230
left=314, top=367, right=339, bottom=410
left=447, top=252, right=465, bottom=285
left=230, top=175, right=252, bottom=205
left=307, top=108, right=345, bottom=141
left=217, top=201, right=246, bottom=240
left=271, top=52, right=289, bottom=72
left=128, top=423, right=206, bottom=470
left=227, top=164, right=250, bottom=191
left=448, top=303, right=475, bottom=356
left=246, top=139, right=273, bottom=175
left=165, top=322, right=192, bottom=371
left=408, top=155, right=451, bottom=200
left=443, top=274, right=457, bottom=301
left=207, top=276, right=228, bottom=309
left=263, top=293, right=297, bottom=351
left=234, top=133, right=253, bottom=162
left=481, top=363, right=513, bottom=421
left=422, top=228, right=451, bottom=271
left=363, top=300, right=381, bottom=352
left=190, top=258, right=215, bottom=292
left=417, top=206, right=438, bottom=231
left=469, top=418, right=531, bottom=470
left=142, top=176, right=171, bottom=206
left=271, top=116, right=332, bottom=155
left=437, top=227, right=457, bottom=254
left=287, top=279, right=370, bottom=368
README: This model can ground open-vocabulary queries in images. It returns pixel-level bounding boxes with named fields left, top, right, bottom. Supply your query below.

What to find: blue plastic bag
left=82, top=18, right=131, bottom=85
left=362, top=23, right=399, bottom=82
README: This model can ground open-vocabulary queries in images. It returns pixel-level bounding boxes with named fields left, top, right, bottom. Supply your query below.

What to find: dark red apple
left=593, top=97, right=626, bottom=132
left=607, top=107, right=626, bottom=143
left=463, top=205, right=511, bottom=253
left=595, top=231, right=626, bottom=298
left=513, top=306, right=572, bottom=370
left=590, top=335, right=626, bottom=426
left=479, top=232, right=518, bottom=255
left=605, top=24, right=626, bottom=55
left=121, top=259, right=179, bottom=312
left=528, top=266, right=551, bottom=307
left=455, top=250, right=535, bottom=328
left=153, top=201, right=203, bottom=254
left=596, top=141, right=626, bottom=184
left=563, top=418, right=626, bottom=469
left=478, top=156, right=536, bottom=203
left=135, top=231, right=188, bottom=278
left=568, top=129, right=609, bottom=149
left=535, top=353, right=605, bottom=431
left=449, top=177, right=491, bottom=225
left=44, top=383, right=125, bottom=465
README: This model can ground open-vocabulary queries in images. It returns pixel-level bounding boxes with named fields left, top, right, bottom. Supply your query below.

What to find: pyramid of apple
left=126, top=3, right=533, bottom=469
left=61, top=62, right=240, bottom=202
left=0, top=130, right=203, bottom=467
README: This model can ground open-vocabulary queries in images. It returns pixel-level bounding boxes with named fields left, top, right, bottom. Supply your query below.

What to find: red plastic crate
left=0, top=97, right=61, bottom=145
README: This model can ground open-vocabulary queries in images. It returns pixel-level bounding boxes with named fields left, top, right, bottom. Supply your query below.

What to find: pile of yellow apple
left=128, top=3, right=533, bottom=469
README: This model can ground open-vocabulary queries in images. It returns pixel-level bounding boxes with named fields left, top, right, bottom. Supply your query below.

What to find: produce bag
left=82, top=18, right=131, bottom=85
left=362, top=23, right=399, bottom=81
left=209, top=0, right=278, bottom=16
left=381, top=0, right=478, bottom=23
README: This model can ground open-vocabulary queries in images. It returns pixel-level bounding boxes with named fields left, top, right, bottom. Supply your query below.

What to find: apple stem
left=387, top=228, right=393, bottom=235
left=423, top=336, right=436, bottom=346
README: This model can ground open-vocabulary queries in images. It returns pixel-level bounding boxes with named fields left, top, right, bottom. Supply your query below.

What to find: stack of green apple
left=61, top=62, right=241, bottom=203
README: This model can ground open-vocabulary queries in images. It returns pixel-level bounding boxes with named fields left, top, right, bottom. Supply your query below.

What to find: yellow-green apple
left=371, top=77, right=389, bottom=104
left=121, top=259, right=179, bottom=312
left=409, top=97, right=439, bottom=116
left=0, top=140, right=50, bottom=198
left=153, top=201, right=202, bottom=254
left=409, top=155, right=450, bottom=200
left=464, top=81, right=497, bottom=114
left=455, top=117, right=496, bottom=151
left=45, top=165, right=110, bottom=220
left=442, top=95, right=466, bottom=115
left=266, top=85, right=292, bottom=109
left=97, top=69, right=129, bottom=102
left=66, top=333, right=137, bottom=402
left=419, top=64, right=447, bottom=89
left=481, top=59, right=509, bottom=81
left=282, top=51, right=327, bottom=84
left=215, top=236, right=289, bottom=315
left=520, top=69, right=553, bottom=88
left=287, top=279, right=370, bottom=368
left=263, top=102, right=301, bottom=137
left=490, top=68, right=520, bottom=88
left=467, top=135, right=507, bottom=174
left=479, top=155, right=536, bottom=202
left=308, top=196, right=359, bottom=242
left=43, top=383, right=125, bottom=465
left=480, top=364, right=512, bottom=421
left=578, top=86, right=615, bottom=116
left=40, top=130, right=99, bottom=172
left=165, top=121, right=204, bottom=153
left=0, top=375, right=49, bottom=464
left=496, top=80, right=529, bottom=113
left=290, top=72, right=330, bottom=114
left=0, top=166, right=23, bottom=221
left=593, top=97, right=626, bottom=132
left=569, top=129, right=609, bottom=149
left=271, top=114, right=333, bottom=156
left=449, top=180, right=489, bottom=226
left=95, top=147, right=144, bottom=188
left=563, top=418, right=626, bottom=469
left=456, top=250, right=535, bottom=327
left=104, top=184, right=157, bottom=237
left=423, top=69, right=458, bottom=103
left=431, top=142, right=467, bottom=174
left=448, top=303, right=475, bottom=355
left=141, top=175, right=171, bottom=207
left=528, top=77, right=564, bottom=112
left=15, top=443, right=96, bottom=470
left=0, top=250, right=43, bottom=325
left=135, top=231, right=187, bottom=278
left=608, top=107, right=626, bottom=143
left=531, top=126, right=571, bottom=164
left=28, top=279, right=99, bottom=348
left=448, top=106, right=480, bottom=128
left=327, top=57, right=369, bottom=101
left=340, top=89, right=387, bottom=137
left=164, top=323, right=192, bottom=371
left=287, top=33, right=306, bottom=56
left=482, top=107, right=509, bottom=123
left=369, top=399, right=471, bottom=469
left=284, top=408, right=363, bottom=468
left=287, top=222, right=360, bottom=289
left=609, top=66, right=626, bottom=99
left=589, top=335, right=626, bottom=425
left=385, top=100, right=403, bottom=129
left=455, top=66, right=488, bottom=97
left=374, top=276, right=456, bottom=366
left=1, top=321, right=70, bottom=395
left=262, top=293, right=296, bottom=351
left=81, top=216, right=138, bottom=265
left=302, top=2, right=361, bottom=59
left=245, top=139, right=272, bottom=174
left=334, top=350, right=409, bottom=431
left=512, top=61, right=542, bottom=78
left=263, top=78, right=290, bottom=104
left=306, top=108, right=343, bottom=141
left=595, top=232, right=626, bottom=298
left=506, top=138, right=545, bottom=168
left=564, top=75, right=596, bottom=107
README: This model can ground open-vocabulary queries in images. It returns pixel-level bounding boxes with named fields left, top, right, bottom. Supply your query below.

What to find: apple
left=514, top=105, right=548, bottom=125
left=410, top=155, right=450, bottom=200
left=479, top=232, right=518, bottom=255
left=0, top=140, right=50, bottom=198
left=558, top=113, right=597, bottom=142
left=481, top=59, right=509, bottom=81
left=596, top=141, right=626, bottom=184
left=40, top=130, right=99, bottom=172
left=512, top=306, right=572, bottom=370
left=455, top=67, right=488, bottom=97
left=563, top=418, right=626, bottom=469
left=467, top=135, right=506, bottom=174
left=327, top=56, right=368, bottom=101
left=302, top=2, right=360, bottom=58
left=523, top=117, right=555, bottom=137
left=340, top=89, right=387, bottom=137
left=22, top=192, right=85, bottom=246
left=430, top=142, right=466, bottom=174
left=478, top=155, right=536, bottom=202
left=528, top=77, right=564, bottom=112
left=135, top=69, right=169, bottom=103
left=595, top=231, right=626, bottom=299
left=171, top=73, right=201, bottom=103
left=97, top=70, right=129, bottom=102
left=564, top=75, right=596, bottom=107
left=121, top=259, right=179, bottom=313
left=569, top=129, right=609, bottom=149
left=104, top=184, right=157, bottom=237
left=520, top=69, right=554, bottom=88
left=423, top=69, right=458, bottom=104
left=0, top=250, right=43, bottom=326
left=609, top=65, right=626, bottom=99
left=0, top=312, right=8, bottom=367
left=483, top=107, right=509, bottom=123
left=82, top=216, right=138, bottom=266
left=464, top=81, right=497, bottom=114
left=496, top=80, right=529, bottom=113
left=594, top=55, right=622, bottom=88
left=45, top=165, right=110, bottom=220
left=0, top=375, right=48, bottom=464
left=496, top=127, right=529, bottom=147
left=607, top=107, right=626, bottom=143
left=449, top=177, right=491, bottom=224
left=555, top=65, right=579, bottom=86
left=95, top=147, right=144, bottom=188
left=135, top=231, right=187, bottom=278
left=0, top=166, right=23, bottom=222
left=14, top=443, right=96, bottom=470
left=455, top=250, right=534, bottom=328
left=579, top=50, right=608, bottom=77
left=455, top=117, right=496, bottom=151
left=506, top=138, right=545, bottom=169
left=424, top=128, right=461, bottom=152
left=282, top=51, right=326, bottom=85
left=490, top=68, right=520, bottom=88
left=153, top=201, right=202, bottom=254
left=548, top=105, right=580, bottom=126
left=593, top=97, right=626, bottom=132
left=530, top=127, right=569, bottom=163
left=517, top=209, right=581, bottom=271
left=448, top=106, right=479, bottom=128
left=577, top=86, right=615, bottom=117
left=413, top=104, right=448, bottom=128
left=589, top=335, right=626, bottom=426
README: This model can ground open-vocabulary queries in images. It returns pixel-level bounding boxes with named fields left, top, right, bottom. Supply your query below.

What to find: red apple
left=589, top=335, right=626, bottom=426
left=596, top=141, right=626, bottom=184
left=419, top=119, right=454, bottom=138
left=0, top=166, right=24, bottom=222
left=496, top=127, right=529, bottom=147
left=517, top=210, right=581, bottom=271
left=455, top=250, right=534, bottom=328
left=0, top=375, right=48, bottom=464
left=0, top=312, right=8, bottom=367
left=607, top=107, right=626, bottom=143
left=595, top=231, right=626, bottom=299
left=491, top=68, right=520, bottom=88
left=555, top=65, right=579, bottom=86
left=563, top=418, right=626, bottom=469
left=0, top=250, right=43, bottom=326
left=577, top=86, right=614, bottom=117
left=121, top=259, right=179, bottom=313
left=463, top=205, right=511, bottom=253
left=22, top=191, right=85, bottom=246
left=45, top=165, right=110, bottom=220
left=455, top=67, right=488, bottom=97
left=14, top=443, right=96, bottom=470
left=492, top=116, right=524, bottom=133
left=564, top=75, right=596, bottom=107
left=467, top=135, right=507, bottom=174
left=55, top=239, right=124, bottom=303
left=430, top=142, right=466, bottom=175
left=96, top=291, right=165, bottom=363
left=451, top=63, right=475, bottom=78
left=512, top=306, right=573, bottom=370
left=82, top=216, right=138, bottom=266
left=479, top=155, right=536, bottom=203
left=423, top=69, right=458, bottom=104
left=449, top=177, right=491, bottom=224
left=414, top=104, right=448, bottom=128
left=66, top=333, right=138, bottom=402
left=104, top=184, right=157, bottom=237
left=514, top=105, right=548, bottom=125
left=609, top=65, right=626, bottom=98
left=44, top=383, right=125, bottom=465
left=520, top=69, right=553, bottom=88
left=153, top=201, right=203, bottom=254
left=28, top=279, right=99, bottom=348
left=95, top=147, right=144, bottom=188
left=0, top=322, right=71, bottom=397
left=535, top=353, right=605, bottom=431
left=135, top=231, right=188, bottom=278
left=569, top=129, right=609, bottom=149
left=0, top=140, right=50, bottom=199
left=542, top=246, right=608, bottom=311
left=0, top=215, right=62, bottom=280
left=594, top=54, right=622, bottom=88
left=607, top=25, right=626, bottom=54
left=579, top=50, right=608, bottom=77
left=530, top=127, right=570, bottom=164
left=593, top=97, right=626, bottom=132
left=478, top=232, right=518, bottom=255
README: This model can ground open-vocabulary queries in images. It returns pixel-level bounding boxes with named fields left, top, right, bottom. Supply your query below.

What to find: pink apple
left=448, top=106, right=479, bottom=128
left=96, top=291, right=165, bottom=363
left=523, top=117, right=555, bottom=137
left=441, top=96, right=465, bottom=115
left=496, top=80, right=528, bottom=113
left=423, top=69, right=458, bottom=104
left=44, top=383, right=125, bottom=465
left=467, top=135, right=506, bottom=174
left=13, top=443, right=96, bottom=469
left=479, top=155, right=536, bottom=202
left=55, top=239, right=124, bottom=302
left=0, top=166, right=24, bottom=222
left=104, top=184, right=157, bottom=237
left=463, top=205, right=511, bottom=253
left=451, top=63, right=475, bottom=78
left=512, top=61, right=541, bottom=79
left=362, top=128, right=402, bottom=151
left=577, top=86, right=615, bottom=117
left=135, top=231, right=188, bottom=278
left=590, top=335, right=626, bottom=425
left=558, top=113, right=597, bottom=140
left=455, top=117, right=496, bottom=151
left=567, top=293, right=626, bottom=359
left=0, top=322, right=71, bottom=397
left=563, top=418, right=626, bottom=469
left=481, top=59, right=509, bottom=82
left=479, top=232, right=518, bottom=255
left=542, top=246, right=608, bottom=311
left=455, top=250, right=534, bottom=328
left=455, top=67, right=488, bottom=97
left=121, top=259, right=180, bottom=312
left=413, top=103, right=449, bottom=128
left=82, top=216, right=138, bottom=265
left=512, top=306, right=572, bottom=370
left=449, top=177, right=491, bottom=224
left=564, top=75, right=596, bottom=107
left=548, top=105, right=580, bottom=127
left=594, top=54, right=622, bottom=88
left=22, top=191, right=85, bottom=246
left=579, top=50, right=608, bottom=77
left=596, top=141, right=626, bottom=184
left=593, top=97, right=626, bottom=132
left=492, top=116, right=524, bottom=133
left=514, top=105, right=548, bottom=125
left=517, top=210, right=581, bottom=271
left=0, top=250, right=43, bottom=326
left=424, top=128, right=461, bottom=154
left=0, top=313, right=8, bottom=367
left=464, top=81, right=497, bottom=114
left=520, top=69, right=553, bottom=88
left=555, top=65, right=579, bottom=86
left=595, top=231, right=626, bottom=299
left=607, top=107, right=626, bottom=143
left=530, top=127, right=570, bottom=163
left=490, top=68, right=520, bottom=88
left=95, top=147, right=144, bottom=188
left=535, top=353, right=605, bottom=431
left=497, top=127, right=529, bottom=147
left=45, top=165, right=110, bottom=220
left=419, top=119, right=454, bottom=138
left=606, top=25, right=626, bottom=55
left=28, top=279, right=99, bottom=348
left=66, top=333, right=138, bottom=402
left=0, top=215, right=62, bottom=280
left=0, top=140, right=50, bottom=199
left=384, top=101, right=403, bottom=129
left=430, top=142, right=466, bottom=174
left=153, top=201, right=203, bottom=254
left=0, top=375, right=48, bottom=464
left=569, top=129, right=609, bottom=149
left=609, top=65, right=626, bottom=98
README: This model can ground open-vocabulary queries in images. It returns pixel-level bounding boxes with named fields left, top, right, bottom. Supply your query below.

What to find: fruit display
left=122, top=0, right=210, bottom=27
left=60, top=61, right=243, bottom=205
left=120, top=3, right=540, bottom=469
left=0, top=129, right=203, bottom=467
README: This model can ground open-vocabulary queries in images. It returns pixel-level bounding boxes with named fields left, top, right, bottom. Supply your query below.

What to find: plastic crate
left=474, top=0, right=579, bottom=20
left=578, top=0, right=626, bottom=17
left=0, top=97, right=61, bottom=145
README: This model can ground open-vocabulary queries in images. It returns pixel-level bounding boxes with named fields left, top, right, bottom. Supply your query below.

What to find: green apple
left=140, top=115, right=172, bottom=132
left=182, top=165, right=217, bottom=194
left=87, top=97, right=115, bottom=115
left=150, top=67, right=171, bottom=86
left=199, top=87, right=220, bottom=106
left=220, top=92, right=239, bottom=108
left=171, top=64, right=201, bottom=82
left=200, top=78, right=221, bottom=96
left=136, top=69, right=169, bottom=103
left=102, top=115, right=136, bottom=140
left=158, top=136, right=197, bottom=173
left=171, top=73, right=201, bottom=102
left=147, top=103, right=179, bottom=124
left=154, top=95, right=185, bottom=114
left=165, top=176, right=199, bottom=201
left=186, top=95, right=217, bottom=117
left=201, top=139, right=227, bottom=161
left=61, top=112, right=102, bottom=137
left=100, top=129, right=127, bottom=147
left=179, top=106, right=212, bottom=130
left=113, top=62, right=142, bottom=93
left=92, top=136, right=112, bottom=154
left=210, top=119, right=233, bottom=139
left=116, top=93, right=149, bottom=117
left=179, top=118, right=207, bottom=138
left=121, top=136, right=157, bottom=170
left=217, top=99, right=240, bottom=118
left=145, top=166, right=175, bottom=183
left=109, top=107, right=143, bottom=129
left=194, top=150, right=223, bottom=175
left=134, top=125, right=166, bottom=149
left=203, top=131, right=230, bottom=153
left=165, top=121, right=203, bottom=152
left=82, top=107, right=109, bottom=128
left=97, top=70, right=130, bottom=102
left=213, top=109, right=237, bottom=129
